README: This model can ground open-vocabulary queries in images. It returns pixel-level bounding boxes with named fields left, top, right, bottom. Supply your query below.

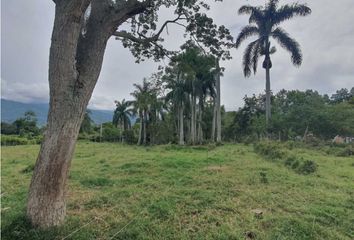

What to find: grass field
left=1, top=142, right=354, bottom=239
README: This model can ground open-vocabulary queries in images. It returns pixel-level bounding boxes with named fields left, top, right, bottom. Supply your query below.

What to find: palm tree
left=236, top=0, right=311, bottom=126
left=113, top=99, right=133, bottom=132
left=165, top=72, right=189, bottom=145
left=130, top=79, right=153, bottom=145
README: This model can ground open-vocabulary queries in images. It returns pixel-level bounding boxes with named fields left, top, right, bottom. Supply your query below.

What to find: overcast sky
left=1, top=0, right=354, bottom=111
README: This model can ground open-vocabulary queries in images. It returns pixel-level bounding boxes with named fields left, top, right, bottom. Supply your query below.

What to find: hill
left=1, top=99, right=113, bottom=125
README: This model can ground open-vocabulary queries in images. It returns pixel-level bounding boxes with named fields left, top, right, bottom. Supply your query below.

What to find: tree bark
left=27, top=1, right=95, bottom=227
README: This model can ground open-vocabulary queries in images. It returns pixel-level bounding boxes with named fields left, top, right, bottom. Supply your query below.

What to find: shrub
left=21, top=164, right=35, bottom=174
left=253, top=141, right=287, bottom=160
left=122, top=129, right=137, bottom=144
left=259, top=171, right=269, bottom=184
left=1, top=135, right=30, bottom=146
left=336, top=145, right=354, bottom=157
left=254, top=141, right=317, bottom=174
left=297, top=160, right=317, bottom=175
left=1, top=134, right=42, bottom=146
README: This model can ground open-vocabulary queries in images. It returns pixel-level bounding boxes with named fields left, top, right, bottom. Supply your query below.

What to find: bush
left=21, top=164, right=35, bottom=174
left=285, top=155, right=300, bottom=169
left=297, top=160, right=317, bottom=175
left=122, top=129, right=137, bottom=144
left=336, top=145, right=354, bottom=157
left=254, top=141, right=317, bottom=174
left=1, top=135, right=42, bottom=146
left=1, top=135, right=30, bottom=146
left=253, top=141, right=287, bottom=160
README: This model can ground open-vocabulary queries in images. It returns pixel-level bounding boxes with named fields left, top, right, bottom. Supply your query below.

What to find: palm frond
left=243, top=40, right=259, bottom=77
left=272, top=27, right=302, bottom=66
left=238, top=5, right=257, bottom=15
left=236, top=25, right=259, bottom=48
left=251, top=41, right=262, bottom=74
left=273, top=3, right=311, bottom=25
left=238, top=5, right=264, bottom=25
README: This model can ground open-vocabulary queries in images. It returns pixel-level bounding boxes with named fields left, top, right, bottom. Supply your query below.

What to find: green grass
left=1, top=142, right=354, bottom=239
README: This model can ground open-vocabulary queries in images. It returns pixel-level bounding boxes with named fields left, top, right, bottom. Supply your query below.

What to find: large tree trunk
left=27, top=0, right=117, bottom=227
left=215, top=61, right=222, bottom=143
left=179, top=104, right=184, bottom=145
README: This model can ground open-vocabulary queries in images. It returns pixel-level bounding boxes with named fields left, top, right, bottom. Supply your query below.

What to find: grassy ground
left=1, top=142, right=353, bottom=239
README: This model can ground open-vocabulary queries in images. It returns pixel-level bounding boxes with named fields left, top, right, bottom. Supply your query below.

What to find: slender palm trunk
left=143, top=110, right=147, bottom=145
left=215, top=62, right=222, bottom=143
left=197, top=103, right=203, bottom=144
left=211, top=97, right=217, bottom=142
left=138, top=112, right=143, bottom=145
left=265, top=65, right=271, bottom=126
left=190, top=94, right=196, bottom=144
left=179, top=104, right=184, bottom=145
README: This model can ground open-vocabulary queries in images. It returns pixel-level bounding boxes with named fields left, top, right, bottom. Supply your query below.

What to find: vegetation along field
left=1, top=142, right=353, bottom=240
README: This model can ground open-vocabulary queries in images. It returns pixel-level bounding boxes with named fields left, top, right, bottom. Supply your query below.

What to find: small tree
left=79, top=110, right=93, bottom=134
left=113, top=99, right=133, bottom=131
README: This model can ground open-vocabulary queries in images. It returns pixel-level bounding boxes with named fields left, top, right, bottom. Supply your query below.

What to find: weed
left=20, top=164, right=35, bottom=174
left=297, top=160, right=317, bottom=175
left=259, top=171, right=269, bottom=184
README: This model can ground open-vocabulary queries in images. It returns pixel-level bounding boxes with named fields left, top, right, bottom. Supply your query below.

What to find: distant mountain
left=1, top=99, right=114, bottom=125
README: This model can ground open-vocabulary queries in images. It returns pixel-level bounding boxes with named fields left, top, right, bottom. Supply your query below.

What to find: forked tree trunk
left=27, top=1, right=114, bottom=227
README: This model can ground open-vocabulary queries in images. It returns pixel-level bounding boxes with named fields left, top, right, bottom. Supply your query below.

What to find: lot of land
left=1, top=142, right=353, bottom=239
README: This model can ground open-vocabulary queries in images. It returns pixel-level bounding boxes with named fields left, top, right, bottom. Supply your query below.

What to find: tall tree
left=27, top=0, right=234, bottom=227
left=131, top=79, right=154, bottom=145
left=165, top=71, right=189, bottom=145
left=235, top=0, right=311, bottom=126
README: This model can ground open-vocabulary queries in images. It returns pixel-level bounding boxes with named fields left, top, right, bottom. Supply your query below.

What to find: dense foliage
left=224, top=88, right=354, bottom=141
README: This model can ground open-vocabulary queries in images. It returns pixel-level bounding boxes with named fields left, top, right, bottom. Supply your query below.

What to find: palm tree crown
left=236, top=0, right=311, bottom=77
left=113, top=99, right=133, bottom=130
